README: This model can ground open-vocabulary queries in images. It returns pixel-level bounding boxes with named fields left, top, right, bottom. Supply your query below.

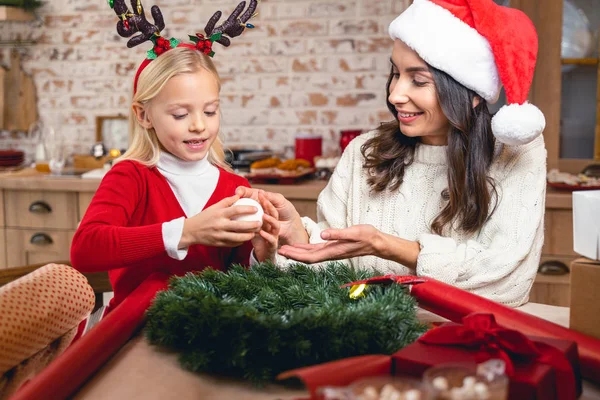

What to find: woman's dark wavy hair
left=361, top=64, right=498, bottom=235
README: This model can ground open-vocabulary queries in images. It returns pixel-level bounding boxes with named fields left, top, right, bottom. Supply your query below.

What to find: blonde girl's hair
left=117, top=47, right=232, bottom=172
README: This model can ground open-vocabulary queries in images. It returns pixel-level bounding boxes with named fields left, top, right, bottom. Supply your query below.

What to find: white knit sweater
left=301, top=131, right=547, bottom=307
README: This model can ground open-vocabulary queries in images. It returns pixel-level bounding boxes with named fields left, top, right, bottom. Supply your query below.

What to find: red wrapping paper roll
left=12, top=271, right=170, bottom=400
left=409, top=277, right=600, bottom=384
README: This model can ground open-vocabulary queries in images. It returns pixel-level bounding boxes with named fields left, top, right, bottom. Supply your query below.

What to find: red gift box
left=279, top=313, right=582, bottom=400
left=341, top=274, right=600, bottom=385
left=393, top=314, right=582, bottom=400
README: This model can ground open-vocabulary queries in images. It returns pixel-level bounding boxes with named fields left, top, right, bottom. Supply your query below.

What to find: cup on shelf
left=340, top=130, right=362, bottom=153
left=295, top=134, right=322, bottom=166
left=44, top=126, right=67, bottom=175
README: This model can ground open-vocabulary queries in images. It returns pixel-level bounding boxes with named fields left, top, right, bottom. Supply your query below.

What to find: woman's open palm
left=278, top=224, right=383, bottom=263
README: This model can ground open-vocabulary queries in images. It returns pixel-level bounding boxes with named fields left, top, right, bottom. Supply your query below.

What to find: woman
left=238, top=0, right=547, bottom=307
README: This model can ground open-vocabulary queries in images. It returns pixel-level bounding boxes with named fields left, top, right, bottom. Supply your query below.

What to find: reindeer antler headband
left=108, top=0, right=258, bottom=92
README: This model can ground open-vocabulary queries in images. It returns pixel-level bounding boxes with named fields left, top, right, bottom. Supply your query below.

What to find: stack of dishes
left=0, top=150, right=25, bottom=168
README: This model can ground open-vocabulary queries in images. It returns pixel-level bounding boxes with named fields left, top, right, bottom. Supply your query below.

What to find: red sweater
left=71, top=160, right=253, bottom=309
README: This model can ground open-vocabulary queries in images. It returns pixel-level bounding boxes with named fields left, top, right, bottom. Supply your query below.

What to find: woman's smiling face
left=388, top=39, right=450, bottom=146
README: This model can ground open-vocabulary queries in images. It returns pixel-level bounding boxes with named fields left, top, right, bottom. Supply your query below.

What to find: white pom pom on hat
left=491, top=102, right=546, bottom=146
left=388, top=0, right=545, bottom=145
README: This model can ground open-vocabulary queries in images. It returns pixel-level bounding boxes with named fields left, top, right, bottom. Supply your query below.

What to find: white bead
left=389, top=390, right=401, bottom=400
left=463, top=376, right=477, bottom=388
left=363, top=386, right=378, bottom=400
left=432, top=376, right=449, bottom=391
left=380, top=383, right=396, bottom=400
left=474, top=382, right=490, bottom=399
left=403, top=389, right=421, bottom=400
left=449, top=387, right=464, bottom=400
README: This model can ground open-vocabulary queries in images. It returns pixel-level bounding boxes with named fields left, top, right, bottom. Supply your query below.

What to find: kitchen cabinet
left=509, top=0, right=600, bottom=172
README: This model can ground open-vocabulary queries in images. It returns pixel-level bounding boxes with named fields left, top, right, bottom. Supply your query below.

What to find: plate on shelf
left=246, top=168, right=316, bottom=184
left=547, top=181, right=600, bottom=191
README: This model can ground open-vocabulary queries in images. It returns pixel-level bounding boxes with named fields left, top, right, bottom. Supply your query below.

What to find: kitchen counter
left=0, top=168, right=574, bottom=208
left=0, top=168, right=330, bottom=198
left=0, top=168, right=579, bottom=307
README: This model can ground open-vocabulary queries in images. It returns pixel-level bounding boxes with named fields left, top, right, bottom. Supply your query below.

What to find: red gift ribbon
left=419, top=313, right=577, bottom=400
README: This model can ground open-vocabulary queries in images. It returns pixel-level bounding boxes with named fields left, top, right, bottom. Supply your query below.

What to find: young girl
left=238, top=0, right=547, bottom=307
left=71, top=0, right=278, bottom=312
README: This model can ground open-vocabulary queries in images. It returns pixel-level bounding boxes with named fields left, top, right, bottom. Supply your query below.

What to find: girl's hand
left=236, top=186, right=308, bottom=246
left=179, top=195, right=262, bottom=248
left=251, top=192, right=280, bottom=262
left=277, top=225, right=385, bottom=263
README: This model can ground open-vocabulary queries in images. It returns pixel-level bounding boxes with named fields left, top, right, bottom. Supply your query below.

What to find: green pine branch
left=0, top=0, right=44, bottom=10
left=145, top=262, right=428, bottom=385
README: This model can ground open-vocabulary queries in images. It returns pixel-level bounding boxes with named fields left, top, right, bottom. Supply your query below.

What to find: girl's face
left=138, top=69, right=220, bottom=162
left=388, top=40, right=450, bottom=146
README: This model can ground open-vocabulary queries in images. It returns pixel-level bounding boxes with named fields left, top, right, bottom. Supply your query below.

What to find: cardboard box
left=572, top=190, right=600, bottom=260
left=570, top=258, right=600, bottom=339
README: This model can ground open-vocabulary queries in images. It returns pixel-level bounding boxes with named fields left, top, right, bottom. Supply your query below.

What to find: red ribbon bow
left=419, top=313, right=577, bottom=400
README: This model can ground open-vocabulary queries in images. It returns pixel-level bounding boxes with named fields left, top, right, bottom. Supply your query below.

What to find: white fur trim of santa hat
left=389, top=0, right=501, bottom=104
left=491, top=102, right=546, bottom=146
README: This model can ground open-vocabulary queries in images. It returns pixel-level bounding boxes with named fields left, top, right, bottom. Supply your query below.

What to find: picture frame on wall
left=95, top=115, right=129, bottom=151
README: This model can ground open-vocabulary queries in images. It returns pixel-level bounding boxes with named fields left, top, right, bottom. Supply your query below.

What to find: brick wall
left=0, top=0, right=411, bottom=159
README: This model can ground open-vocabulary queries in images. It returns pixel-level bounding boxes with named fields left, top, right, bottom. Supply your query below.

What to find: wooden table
left=73, top=303, right=600, bottom=399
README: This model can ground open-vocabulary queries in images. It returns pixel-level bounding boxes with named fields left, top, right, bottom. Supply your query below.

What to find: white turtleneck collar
left=414, top=143, right=447, bottom=165
left=156, top=151, right=219, bottom=219
left=413, top=140, right=504, bottom=166
left=157, top=151, right=213, bottom=176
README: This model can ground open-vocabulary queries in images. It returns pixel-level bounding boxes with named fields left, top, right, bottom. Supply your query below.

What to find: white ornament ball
left=231, top=198, right=264, bottom=223
left=432, top=376, right=449, bottom=391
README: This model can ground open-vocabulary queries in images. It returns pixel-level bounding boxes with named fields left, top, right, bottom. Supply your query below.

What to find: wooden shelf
left=535, top=272, right=570, bottom=285
left=0, top=6, right=34, bottom=21
left=561, top=58, right=599, bottom=66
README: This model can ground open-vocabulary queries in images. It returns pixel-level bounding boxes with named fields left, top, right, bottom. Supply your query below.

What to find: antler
left=112, top=0, right=166, bottom=48
left=204, top=0, right=258, bottom=47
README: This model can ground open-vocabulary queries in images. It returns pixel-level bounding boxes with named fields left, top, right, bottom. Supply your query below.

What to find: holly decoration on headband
left=147, top=35, right=180, bottom=60
left=188, top=33, right=221, bottom=57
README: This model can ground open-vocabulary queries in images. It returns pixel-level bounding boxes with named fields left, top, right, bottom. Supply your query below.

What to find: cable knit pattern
left=304, top=131, right=547, bottom=307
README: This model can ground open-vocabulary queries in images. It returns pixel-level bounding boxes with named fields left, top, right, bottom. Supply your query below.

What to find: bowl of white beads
left=423, top=360, right=508, bottom=400
left=348, top=376, right=428, bottom=399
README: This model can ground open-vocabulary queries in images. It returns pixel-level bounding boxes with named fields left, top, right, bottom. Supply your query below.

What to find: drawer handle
left=28, top=201, right=52, bottom=214
left=30, top=233, right=53, bottom=246
left=538, top=260, right=569, bottom=275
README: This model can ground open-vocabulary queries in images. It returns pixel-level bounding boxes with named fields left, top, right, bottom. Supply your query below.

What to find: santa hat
left=388, top=0, right=545, bottom=145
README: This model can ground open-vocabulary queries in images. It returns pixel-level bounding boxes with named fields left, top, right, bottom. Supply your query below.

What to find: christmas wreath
left=145, top=262, right=428, bottom=384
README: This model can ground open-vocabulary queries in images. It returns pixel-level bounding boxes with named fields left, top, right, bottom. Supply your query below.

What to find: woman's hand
left=251, top=192, right=281, bottom=262
left=278, top=224, right=420, bottom=268
left=278, top=224, right=383, bottom=263
left=235, top=186, right=308, bottom=246
left=179, top=195, right=262, bottom=248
